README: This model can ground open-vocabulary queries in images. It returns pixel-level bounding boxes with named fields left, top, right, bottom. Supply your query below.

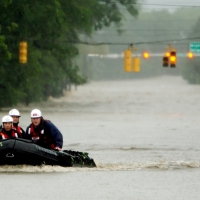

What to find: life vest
left=28, top=122, right=55, bottom=149
left=13, top=125, right=23, bottom=137
left=0, top=129, right=19, bottom=139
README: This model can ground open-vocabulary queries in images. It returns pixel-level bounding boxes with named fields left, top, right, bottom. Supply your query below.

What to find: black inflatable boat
left=0, top=138, right=96, bottom=167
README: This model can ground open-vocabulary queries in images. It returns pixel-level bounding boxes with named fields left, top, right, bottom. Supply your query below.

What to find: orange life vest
left=28, top=123, right=55, bottom=149
left=0, top=129, right=19, bottom=139
left=13, top=125, right=24, bottom=137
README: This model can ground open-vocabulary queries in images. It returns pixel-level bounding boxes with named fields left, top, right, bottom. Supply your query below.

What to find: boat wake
left=1, top=160, right=200, bottom=173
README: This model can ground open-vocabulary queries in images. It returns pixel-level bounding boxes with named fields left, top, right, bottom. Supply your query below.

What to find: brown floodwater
left=0, top=76, right=200, bottom=199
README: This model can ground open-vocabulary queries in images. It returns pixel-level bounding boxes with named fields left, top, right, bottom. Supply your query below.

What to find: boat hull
left=0, top=138, right=96, bottom=167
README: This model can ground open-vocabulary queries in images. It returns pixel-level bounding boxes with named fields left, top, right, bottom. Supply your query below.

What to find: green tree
left=0, top=0, right=139, bottom=107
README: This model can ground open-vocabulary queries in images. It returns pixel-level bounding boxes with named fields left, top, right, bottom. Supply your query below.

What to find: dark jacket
left=25, top=118, right=63, bottom=149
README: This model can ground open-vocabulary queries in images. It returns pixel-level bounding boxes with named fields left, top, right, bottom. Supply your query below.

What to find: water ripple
left=0, top=160, right=200, bottom=173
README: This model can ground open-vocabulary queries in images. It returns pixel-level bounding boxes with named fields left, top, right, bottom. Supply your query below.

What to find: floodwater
left=1, top=76, right=200, bottom=199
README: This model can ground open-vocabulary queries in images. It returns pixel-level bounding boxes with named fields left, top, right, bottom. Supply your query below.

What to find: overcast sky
left=141, top=0, right=200, bottom=11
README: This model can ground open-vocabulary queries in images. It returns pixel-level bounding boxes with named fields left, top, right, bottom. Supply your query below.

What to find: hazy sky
left=142, top=0, right=200, bottom=11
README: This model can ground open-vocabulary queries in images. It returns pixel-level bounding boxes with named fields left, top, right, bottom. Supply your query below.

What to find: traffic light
left=165, top=52, right=170, bottom=57
left=133, top=57, right=140, bottom=72
left=19, top=41, right=27, bottom=64
left=124, top=49, right=132, bottom=72
left=169, top=50, right=176, bottom=67
left=163, top=56, right=169, bottom=67
left=142, top=51, right=150, bottom=59
left=187, top=52, right=194, bottom=59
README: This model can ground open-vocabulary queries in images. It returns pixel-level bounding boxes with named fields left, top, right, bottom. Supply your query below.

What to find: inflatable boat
left=0, top=138, right=96, bottom=167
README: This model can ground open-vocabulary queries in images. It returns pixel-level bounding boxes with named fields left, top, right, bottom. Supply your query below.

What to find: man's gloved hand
left=54, top=147, right=62, bottom=151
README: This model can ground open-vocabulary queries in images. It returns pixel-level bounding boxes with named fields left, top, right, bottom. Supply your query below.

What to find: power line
left=123, top=19, right=200, bottom=22
left=136, top=3, right=200, bottom=7
left=93, top=34, right=191, bottom=38
left=67, top=36, right=200, bottom=46
left=5, top=34, right=199, bottom=47
left=103, top=1, right=200, bottom=7
left=96, top=29, right=193, bottom=32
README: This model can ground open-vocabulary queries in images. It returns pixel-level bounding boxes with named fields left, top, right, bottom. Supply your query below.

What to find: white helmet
left=9, top=109, right=21, bottom=117
left=30, top=109, right=42, bottom=118
left=2, top=115, right=13, bottom=124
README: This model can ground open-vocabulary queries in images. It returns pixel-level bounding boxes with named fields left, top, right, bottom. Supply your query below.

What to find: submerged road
left=1, top=75, right=200, bottom=199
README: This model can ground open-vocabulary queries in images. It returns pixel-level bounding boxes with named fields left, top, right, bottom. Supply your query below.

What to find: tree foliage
left=0, top=0, right=139, bottom=107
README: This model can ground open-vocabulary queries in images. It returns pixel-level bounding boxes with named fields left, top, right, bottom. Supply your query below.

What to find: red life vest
left=0, top=129, right=19, bottom=139
left=12, top=125, right=23, bottom=137
left=28, top=123, right=55, bottom=149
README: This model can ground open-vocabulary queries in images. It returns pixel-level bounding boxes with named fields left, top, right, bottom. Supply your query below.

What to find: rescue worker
left=25, top=109, right=63, bottom=151
left=9, top=109, right=25, bottom=138
left=0, top=115, right=22, bottom=140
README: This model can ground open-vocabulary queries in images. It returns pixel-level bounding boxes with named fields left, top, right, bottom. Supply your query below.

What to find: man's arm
left=47, top=121, right=63, bottom=149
